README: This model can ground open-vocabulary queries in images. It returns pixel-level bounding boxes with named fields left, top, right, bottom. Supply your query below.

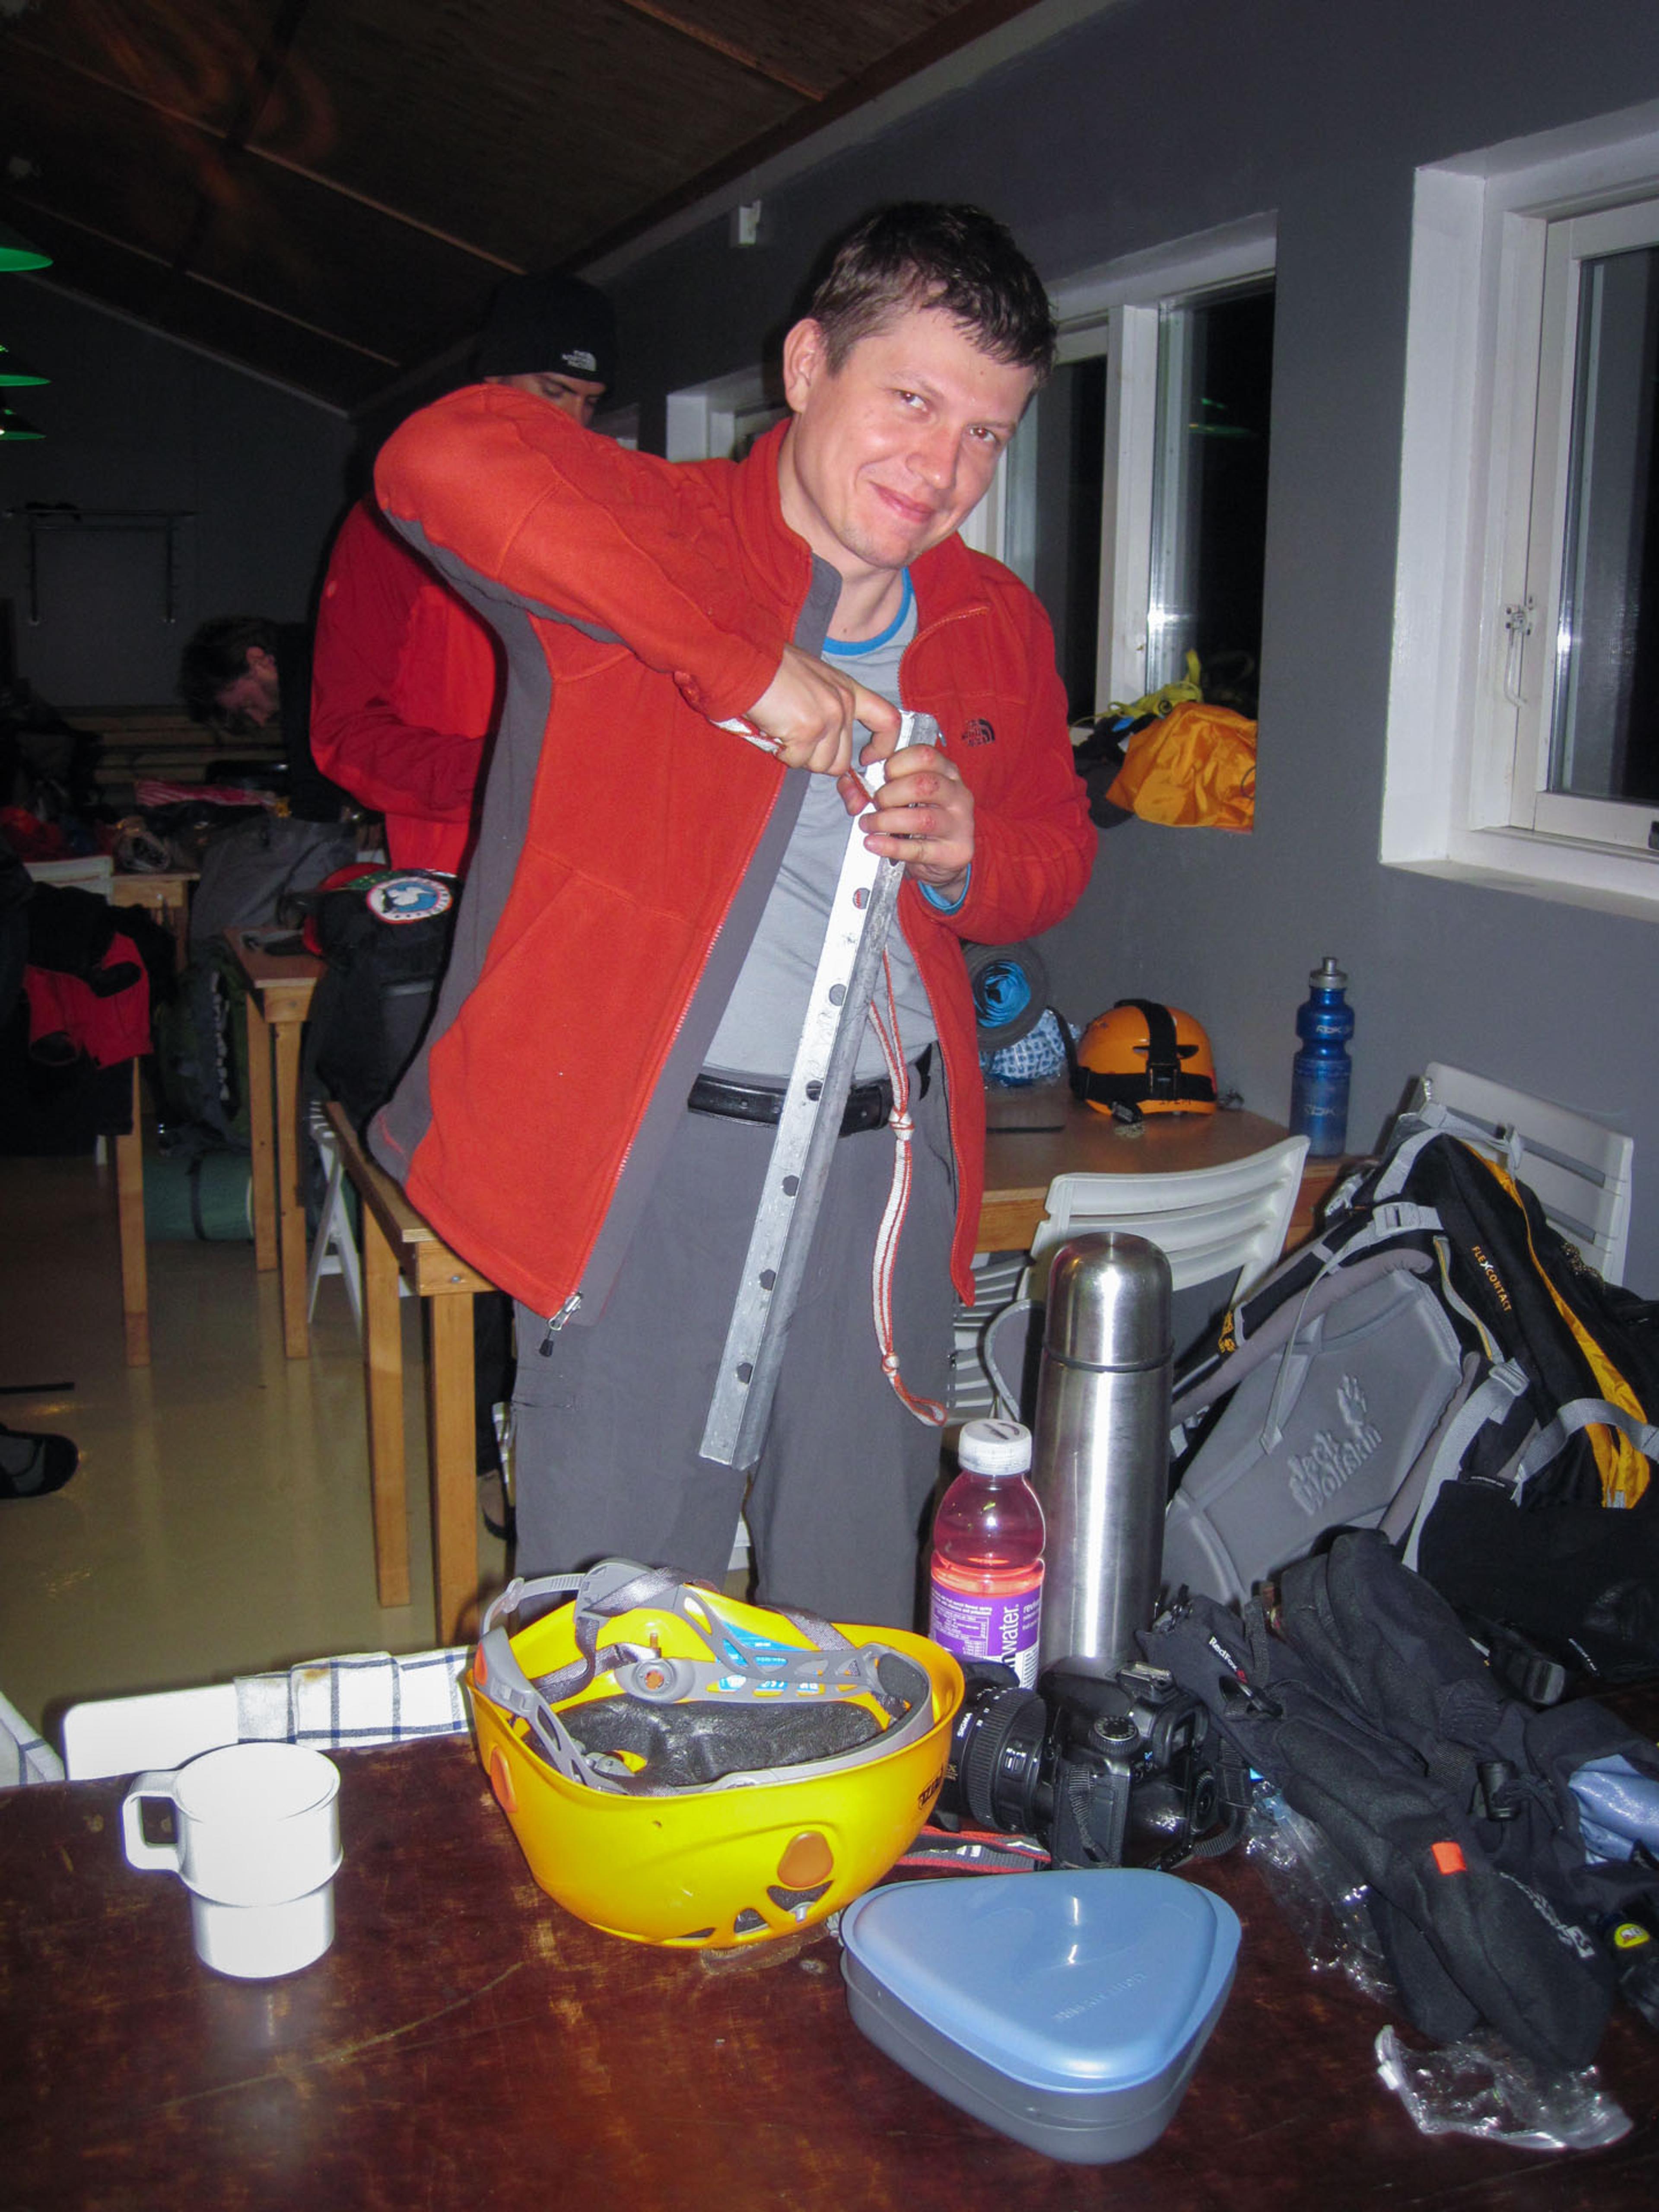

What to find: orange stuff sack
left=1105, top=702, right=1256, bottom=830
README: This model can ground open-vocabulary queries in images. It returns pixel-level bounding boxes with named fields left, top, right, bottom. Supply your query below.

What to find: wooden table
left=5, top=1733, right=1655, bottom=2211
left=979, top=1085, right=1348, bottom=1252
left=226, top=926, right=322, bottom=1359
left=324, top=1102, right=495, bottom=1643
left=108, top=867, right=196, bottom=971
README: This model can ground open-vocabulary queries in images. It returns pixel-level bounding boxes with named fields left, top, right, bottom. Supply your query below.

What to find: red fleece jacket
left=369, top=389, right=1095, bottom=1321
left=310, top=499, right=502, bottom=875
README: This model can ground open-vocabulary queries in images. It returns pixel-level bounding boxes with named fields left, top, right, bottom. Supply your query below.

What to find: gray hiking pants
left=511, top=1065, right=955, bottom=1629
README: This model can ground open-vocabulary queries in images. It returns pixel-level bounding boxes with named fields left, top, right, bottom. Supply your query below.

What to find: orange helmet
left=1072, top=999, right=1217, bottom=1118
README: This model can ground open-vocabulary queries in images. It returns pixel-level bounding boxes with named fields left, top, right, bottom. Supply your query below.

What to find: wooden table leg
left=426, top=1295, right=479, bottom=1644
left=165, top=890, right=190, bottom=975
left=115, top=1059, right=150, bottom=1367
left=362, top=1202, right=410, bottom=1610
left=245, top=993, right=277, bottom=1271
left=272, top=1016, right=308, bottom=1359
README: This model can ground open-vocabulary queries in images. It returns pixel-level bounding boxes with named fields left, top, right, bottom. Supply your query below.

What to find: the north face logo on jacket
left=959, top=718, right=995, bottom=747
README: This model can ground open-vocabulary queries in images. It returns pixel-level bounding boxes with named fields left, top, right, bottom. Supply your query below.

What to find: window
left=1517, top=202, right=1659, bottom=845
left=1386, top=104, right=1659, bottom=918
left=666, top=367, right=784, bottom=460
left=993, top=222, right=1276, bottom=726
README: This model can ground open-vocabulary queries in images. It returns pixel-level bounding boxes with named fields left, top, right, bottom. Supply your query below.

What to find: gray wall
left=0, top=283, right=353, bottom=708
left=604, top=0, right=1659, bottom=1285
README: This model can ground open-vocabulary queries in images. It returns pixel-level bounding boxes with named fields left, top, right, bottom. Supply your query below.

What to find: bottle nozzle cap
left=1312, top=956, right=1347, bottom=988
left=956, top=1417, right=1033, bottom=1476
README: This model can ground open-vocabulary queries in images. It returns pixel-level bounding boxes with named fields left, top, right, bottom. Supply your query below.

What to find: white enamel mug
left=122, top=1741, right=341, bottom=1943
left=189, top=1881, right=336, bottom=1980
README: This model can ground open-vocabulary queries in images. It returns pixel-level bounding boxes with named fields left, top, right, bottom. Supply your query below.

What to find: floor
left=0, top=1144, right=508, bottom=1745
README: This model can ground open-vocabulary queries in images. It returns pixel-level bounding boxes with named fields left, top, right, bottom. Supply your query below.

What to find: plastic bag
left=1249, top=1792, right=1634, bottom=2153
left=1244, top=1788, right=1394, bottom=2006
left=1375, top=2028, right=1631, bottom=2152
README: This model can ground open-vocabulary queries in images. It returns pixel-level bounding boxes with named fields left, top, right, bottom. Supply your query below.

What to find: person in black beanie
left=470, top=268, right=617, bottom=423
left=310, top=270, right=618, bottom=877
left=308, top=271, right=617, bottom=1532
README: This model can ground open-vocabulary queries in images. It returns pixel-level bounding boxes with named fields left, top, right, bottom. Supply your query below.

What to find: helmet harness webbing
left=472, top=1561, right=935, bottom=1795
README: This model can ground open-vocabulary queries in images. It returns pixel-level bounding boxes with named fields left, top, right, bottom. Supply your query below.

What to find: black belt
left=689, top=1047, right=932, bottom=1137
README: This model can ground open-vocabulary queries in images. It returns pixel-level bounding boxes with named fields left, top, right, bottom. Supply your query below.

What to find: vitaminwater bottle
left=1288, top=955, right=1354, bottom=1158
left=928, top=1418, right=1045, bottom=1687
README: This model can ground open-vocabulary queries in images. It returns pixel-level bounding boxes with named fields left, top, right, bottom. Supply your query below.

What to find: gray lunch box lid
left=839, top=1869, right=1240, bottom=2163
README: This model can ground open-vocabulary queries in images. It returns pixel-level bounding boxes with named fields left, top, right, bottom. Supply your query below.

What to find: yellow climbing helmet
left=468, top=1561, right=963, bottom=1948
left=1073, top=999, right=1218, bottom=1119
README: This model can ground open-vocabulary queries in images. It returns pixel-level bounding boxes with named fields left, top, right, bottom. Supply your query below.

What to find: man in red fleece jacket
left=370, top=204, right=1095, bottom=1626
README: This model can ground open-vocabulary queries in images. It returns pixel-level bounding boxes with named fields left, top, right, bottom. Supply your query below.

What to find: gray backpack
left=1157, top=1113, right=1659, bottom=1685
left=1160, top=1248, right=1471, bottom=1604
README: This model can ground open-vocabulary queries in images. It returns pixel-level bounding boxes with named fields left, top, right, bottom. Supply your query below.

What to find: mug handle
left=121, top=1770, right=183, bottom=1873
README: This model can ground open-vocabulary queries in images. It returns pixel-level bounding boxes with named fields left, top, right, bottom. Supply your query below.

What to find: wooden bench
left=70, top=709, right=283, bottom=795
left=324, top=1102, right=496, bottom=1643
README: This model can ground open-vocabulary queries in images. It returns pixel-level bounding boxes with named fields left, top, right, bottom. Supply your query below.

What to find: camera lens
left=959, top=1688, right=1048, bottom=1832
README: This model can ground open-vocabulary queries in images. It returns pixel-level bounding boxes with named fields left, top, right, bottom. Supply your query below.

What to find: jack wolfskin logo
left=960, top=717, right=995, bottom=747
left=1287, top=1375, right=1382, bottom=1518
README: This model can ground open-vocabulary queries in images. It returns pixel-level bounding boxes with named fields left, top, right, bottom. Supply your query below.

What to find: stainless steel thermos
left=1029, top=1230, right=1173, bottom=1676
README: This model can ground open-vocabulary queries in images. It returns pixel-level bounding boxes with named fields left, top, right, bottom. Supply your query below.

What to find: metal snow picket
left=700, top=711, right=941, bottom=1471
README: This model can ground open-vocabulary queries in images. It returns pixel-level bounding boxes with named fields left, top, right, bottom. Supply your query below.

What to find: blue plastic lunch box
left=839, top=1866, right=1240, bottom=2163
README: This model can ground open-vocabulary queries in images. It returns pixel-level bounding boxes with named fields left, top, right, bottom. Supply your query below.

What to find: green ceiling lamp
left=0, top=404, right=44, bottom=440
left=0, top=221, right=51, bottom=273
left=0, top=341, right=46, bottom=385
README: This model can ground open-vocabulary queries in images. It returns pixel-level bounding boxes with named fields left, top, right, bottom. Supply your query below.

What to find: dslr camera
left=935, top=1658, right=1241, bottom=1871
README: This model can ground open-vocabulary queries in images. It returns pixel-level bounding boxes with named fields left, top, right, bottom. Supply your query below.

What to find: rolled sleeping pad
left=964, top=939, right=1050, bottom=1052
left=143, top=1150, right=254, bottom=1241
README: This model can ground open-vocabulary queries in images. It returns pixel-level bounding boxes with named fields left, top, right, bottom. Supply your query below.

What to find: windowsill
left=1383, top=829, right=1659, bottom=925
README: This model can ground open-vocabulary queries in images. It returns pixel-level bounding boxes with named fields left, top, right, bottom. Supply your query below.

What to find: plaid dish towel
left=235, top=1648, right=471, bottom=1751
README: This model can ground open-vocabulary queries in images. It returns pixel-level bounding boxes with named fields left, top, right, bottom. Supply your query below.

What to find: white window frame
left=1386, top=102, right=1659, bottom=922
left=665, top=366, right=781, bottom=461
left=592, top=402, right=639, bottom=451
left=990, top=216, right=1277, bottom=714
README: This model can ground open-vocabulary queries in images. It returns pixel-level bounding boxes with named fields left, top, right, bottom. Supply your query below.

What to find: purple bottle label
left=928, top=1576, right=1043, bottom=1688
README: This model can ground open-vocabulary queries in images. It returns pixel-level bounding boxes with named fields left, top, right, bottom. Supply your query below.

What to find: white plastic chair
left=306, top=1100, right=365, bottom=1333
left=962, top=1135, right=1310, bottom=1422
left=948, top=1250, right=1030, bottom=1426
left=1420, top=1063, right=1634, bottom=1286
left=1, top=1688, right=64, bottom=1787
left=1023, top=1136, right=1311, bottom=1304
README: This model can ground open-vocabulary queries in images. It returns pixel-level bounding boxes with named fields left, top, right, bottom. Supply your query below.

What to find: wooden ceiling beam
left=613, top=1, right=826, bottom=101
left=4, top=34, right=521, bottom=270
left=13, top=201, right=397, bottom=363
left=161, top=0, right=318, bottom=296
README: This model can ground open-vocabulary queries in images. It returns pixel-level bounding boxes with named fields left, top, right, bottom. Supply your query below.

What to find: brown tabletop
left=977, top=1085, right=1348, bottom=1254
left=5, top=1734, right=1655, bottom=2210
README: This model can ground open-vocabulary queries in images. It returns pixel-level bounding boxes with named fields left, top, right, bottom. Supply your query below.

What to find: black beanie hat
left=473, top=270, right=617, bottom=388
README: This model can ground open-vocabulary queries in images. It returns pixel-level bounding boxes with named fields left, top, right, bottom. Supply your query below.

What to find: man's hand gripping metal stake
left=700, top=711, right=942, bottom=1471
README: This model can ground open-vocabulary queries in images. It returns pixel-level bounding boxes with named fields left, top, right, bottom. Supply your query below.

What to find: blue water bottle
left=1288, top=957, right=1353, bottom=1158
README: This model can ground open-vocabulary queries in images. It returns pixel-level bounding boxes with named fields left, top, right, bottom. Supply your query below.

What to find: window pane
left=1011, top=353, right=1107, bottom=718
left=1551, top=245, right=1659, bottom=804
left=1148, top=287, right=1273, bottom=713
